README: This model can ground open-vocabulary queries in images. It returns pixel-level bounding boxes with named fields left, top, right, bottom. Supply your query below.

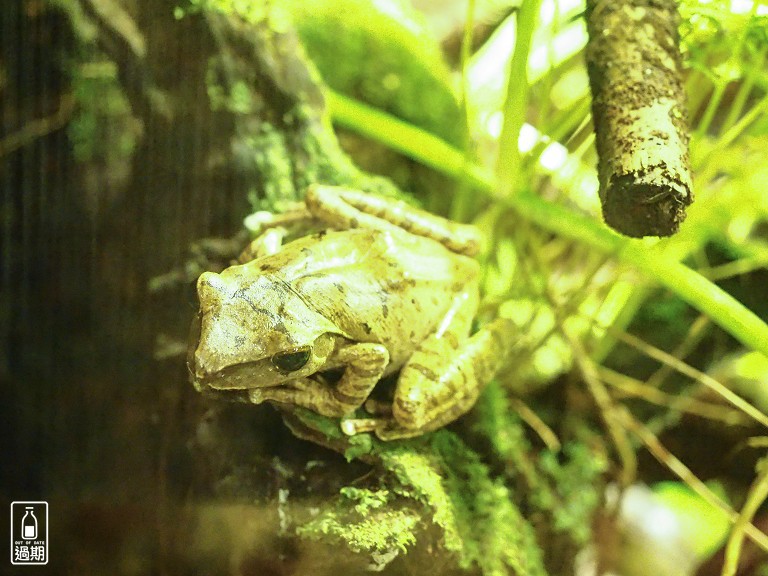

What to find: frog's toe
left=373, top=423, right=425, bottom=441
left=340, top=417, right=380, bottom=436
left=339, top=416, right=425, bottom=441
left=252, top=383, right=360, bottom=419
left=392, top=395, right=428, bottom=431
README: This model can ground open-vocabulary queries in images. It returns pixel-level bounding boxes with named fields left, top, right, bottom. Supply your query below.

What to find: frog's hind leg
left=237, top=203, right=314, bottom=263
left=237, top=227, right=287, bottom=263
left=305, top=185, right=482, bottom=256
left=343, top=317, right=513, bottom=441
left=393, top=317, right=512, bottom=440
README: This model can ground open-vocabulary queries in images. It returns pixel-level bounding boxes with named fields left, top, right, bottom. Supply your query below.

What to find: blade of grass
left=720, top=48, right=767, bottom=135
left=696, top=90, right=768, bottom=175
left=495, top=0, right=542, bottom=195
left=326, top=90, right=494, bottom=189
left=722, top=459, right=768, bottom=576
left=611, top=330, right=768, bottom=430
left=325, top=91, right=768, bottom=360
left=450, top=0, right=477, bottom=223
left=618, top=408, right=768, bottom=555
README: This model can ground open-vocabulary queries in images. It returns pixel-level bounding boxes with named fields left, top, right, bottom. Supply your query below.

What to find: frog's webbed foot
left=250, top=343, right=390, bottom=419
left=238, top=203, right=317, bottom=263
left=243, top=203, right=310, bottom=233
left=340, top=417, right=425, bottom=440
left=342, top=318, right=513, bottom=441
left=305, top=184, right=482, bottom=256
left=237, top=227, right=287, bottom=263
left=341, top=391, right=481, bottom=441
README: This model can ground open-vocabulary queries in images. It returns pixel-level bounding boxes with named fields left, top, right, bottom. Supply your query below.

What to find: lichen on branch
left=585, top=0, right=693, bottom=238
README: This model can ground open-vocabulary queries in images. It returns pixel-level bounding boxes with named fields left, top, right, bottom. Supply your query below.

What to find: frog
left=188, top=184, right=512, bottom=440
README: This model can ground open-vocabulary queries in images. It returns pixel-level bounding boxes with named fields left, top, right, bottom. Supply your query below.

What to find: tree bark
left=585, top=0, right=693, bottom=238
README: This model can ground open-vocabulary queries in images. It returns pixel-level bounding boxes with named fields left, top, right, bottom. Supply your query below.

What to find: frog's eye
left=271, top=346, right=312, bottom=373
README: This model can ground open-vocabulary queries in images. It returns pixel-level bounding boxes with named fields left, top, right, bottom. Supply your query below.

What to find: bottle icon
left=21, top=507, right=37, bottom=540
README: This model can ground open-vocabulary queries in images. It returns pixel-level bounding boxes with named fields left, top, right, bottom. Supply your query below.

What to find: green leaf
left=281, top=0, right=465, bottom=146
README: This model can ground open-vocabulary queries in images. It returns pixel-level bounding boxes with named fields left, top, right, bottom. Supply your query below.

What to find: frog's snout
left=187, top=311, right=202, bottom=377
left=187, top=311, right=215, bottom=389
left=190, top=271, right=224, bottom=384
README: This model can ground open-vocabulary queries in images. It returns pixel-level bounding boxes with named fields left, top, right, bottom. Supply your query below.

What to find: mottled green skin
left=190, top=185, right=509, bottom=439
left=192, top=226, right=478, bottom=387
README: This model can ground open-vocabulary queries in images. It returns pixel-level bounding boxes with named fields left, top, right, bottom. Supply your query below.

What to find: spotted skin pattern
left=189, top=185, right=512, bottom=440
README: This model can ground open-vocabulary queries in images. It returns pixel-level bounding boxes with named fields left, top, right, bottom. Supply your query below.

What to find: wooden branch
left=79, top=0, right=172, bottom=122
left=585, top=0, right=693, bottom=238
left=0, top=95, right=74, bottom=157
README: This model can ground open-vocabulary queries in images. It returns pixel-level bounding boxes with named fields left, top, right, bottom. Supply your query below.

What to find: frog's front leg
left=249, top=343, right=389, bottom=417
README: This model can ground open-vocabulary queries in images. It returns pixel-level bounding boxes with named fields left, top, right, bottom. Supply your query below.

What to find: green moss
left=69, top=61, right=137, bottom=164
left=380, top=445, right=464, bottom=552
left=339, top=486, right=389, bottom=514
left=533, top=443, right=606, bottom=545
left=303, top=511, right=418, bottom=554
left=178, top=0, right=270, bottom=24
left=472, top=382, right=605, bottom=554
left=243, top=126, right=294, bottom=209
left=471, top=381, right=536, bottom=476
left=285, top=388, right=553, bottom=574
left=282, top=367, right=600, bottom=573
left=207, top=74, right=255, bottom=115
left=287, top=410, right=547, bottom=575
left=298, top=488, right=419, bottom=556
left=380, top=431, right=547, bottom=576
left=192, top=0, right=401, bottom=212
left=283, top=105, right=400, bottom=201
left=343, top=433, right=375, bottom=462
left=432, top=432, right=547, bottom=576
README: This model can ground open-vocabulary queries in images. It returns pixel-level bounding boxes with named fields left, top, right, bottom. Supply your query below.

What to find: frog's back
left=258, top=228, right=478, bottom=367
left=262, top=228, right=474, bottom=287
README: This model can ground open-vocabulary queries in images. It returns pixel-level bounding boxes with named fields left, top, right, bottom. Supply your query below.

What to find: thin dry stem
left=612, top=330, right=768, bottom=429
left=509, top=397, right=561, bottom=451
left=0, top=95, right=75, bottom=157
left=568, top=335, right=637, bottom=487
left=723, top=460, right=768, bottom=576
left=598, top=366, right=751, bottom=426
left=618, top=408, right=768, bottom=554
left=644, top=315, right=710, bottom=390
